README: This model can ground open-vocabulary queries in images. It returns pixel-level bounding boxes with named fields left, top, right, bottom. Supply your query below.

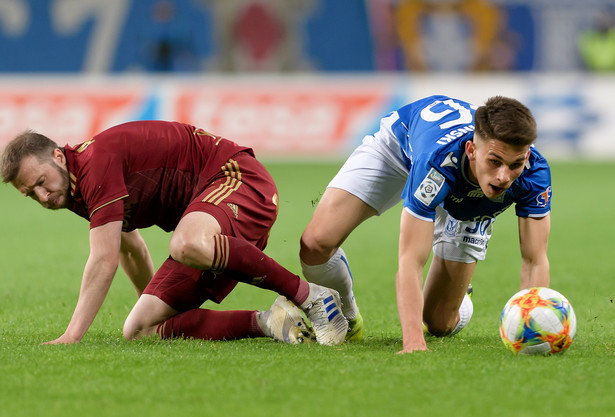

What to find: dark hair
left=474, top=96, right=537, bottom=147
left=1, top=130, right=59, bottom=183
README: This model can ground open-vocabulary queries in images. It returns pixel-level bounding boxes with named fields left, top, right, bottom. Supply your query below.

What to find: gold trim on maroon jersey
left=194, top=128, right=222, bottom=146
left=90, top=195, right=128, bottom=217
left=69, top=172, right=77, bottom=196
left=202, top=158, right=242, bottom=205
left=76, top=139, right=95, bottom=153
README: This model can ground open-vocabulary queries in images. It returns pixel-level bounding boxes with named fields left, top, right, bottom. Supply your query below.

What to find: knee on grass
left=423, top=317, right=458, bottom=337
left=424, top=295, right=473, bottom=337
left=123, top=317, right=158, bottom=341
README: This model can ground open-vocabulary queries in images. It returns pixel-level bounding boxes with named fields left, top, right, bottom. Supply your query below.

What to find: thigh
left=300, top=187, right=377, bottom=263
left=301, top=140, right=406, bottom=263
left=423, top=255, right=476, bottom=322
left=183, top=152, right=278, bottom=250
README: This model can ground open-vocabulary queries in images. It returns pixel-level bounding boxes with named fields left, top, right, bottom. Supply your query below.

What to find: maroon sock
left=157, top=309, right=264, bottom=340
left=212, top=234, right=310, bottom=305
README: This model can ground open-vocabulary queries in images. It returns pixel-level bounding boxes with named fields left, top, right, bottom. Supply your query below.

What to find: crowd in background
left=0, top=0, right=614, bottom=73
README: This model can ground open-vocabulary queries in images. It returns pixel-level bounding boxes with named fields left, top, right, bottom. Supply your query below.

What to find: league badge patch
left=536, top=186, right=552, bottom=207
left=414, top=168, right=445, bottom=206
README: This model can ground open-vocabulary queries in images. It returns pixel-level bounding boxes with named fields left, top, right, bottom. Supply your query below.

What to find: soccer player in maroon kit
left=1, top=121, right=348, bottom=346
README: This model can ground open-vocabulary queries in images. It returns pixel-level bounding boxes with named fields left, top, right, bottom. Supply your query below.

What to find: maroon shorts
left=143, top=151, right=279, bottom=311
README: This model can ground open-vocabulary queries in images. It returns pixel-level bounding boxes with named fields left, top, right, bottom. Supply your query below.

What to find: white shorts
left=328, top=133, right=408, bottom=215
left=328, top=126, right=493, bottom=264
left=432, top=206, right=493, bottom=263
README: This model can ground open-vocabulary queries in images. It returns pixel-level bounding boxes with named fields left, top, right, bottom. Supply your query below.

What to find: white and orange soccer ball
left=499, top=287, right=576, bottom=356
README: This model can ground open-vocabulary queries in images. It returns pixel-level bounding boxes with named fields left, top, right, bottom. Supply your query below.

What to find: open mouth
left=489, top=184, right=506, bottom=195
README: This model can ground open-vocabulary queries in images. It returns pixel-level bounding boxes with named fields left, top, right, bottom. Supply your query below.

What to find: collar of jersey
left=460, top=152, right=479, bottom=188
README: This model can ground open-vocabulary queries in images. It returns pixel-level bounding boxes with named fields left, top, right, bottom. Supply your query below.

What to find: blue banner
left=0, top=0, right=614, bottom=72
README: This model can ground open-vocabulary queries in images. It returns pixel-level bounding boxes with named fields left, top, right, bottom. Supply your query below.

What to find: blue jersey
left=392, top=95, right=551, bottom=222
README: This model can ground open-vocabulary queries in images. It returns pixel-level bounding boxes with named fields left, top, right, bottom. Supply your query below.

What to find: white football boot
left=300, top=283, right=348, bottom=345
left=259, top=296, right=314, bottom=344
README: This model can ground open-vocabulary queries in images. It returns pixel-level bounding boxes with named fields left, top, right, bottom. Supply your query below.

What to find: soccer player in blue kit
left=299, top=95, right=552, bottom=353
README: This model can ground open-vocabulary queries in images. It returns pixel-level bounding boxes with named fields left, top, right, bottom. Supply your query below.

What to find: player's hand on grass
left=42, top=333, right=80, bottom=345
left=397, top=341, right=429, bottom=354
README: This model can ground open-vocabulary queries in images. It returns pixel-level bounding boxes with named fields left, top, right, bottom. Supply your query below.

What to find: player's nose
left=34, top=186, right=49, bottom=202
left=496, top=167, right=512, bottom=184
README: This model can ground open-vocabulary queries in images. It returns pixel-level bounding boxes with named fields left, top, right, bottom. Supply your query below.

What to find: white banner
left=0, top=74, right=613, bottom=159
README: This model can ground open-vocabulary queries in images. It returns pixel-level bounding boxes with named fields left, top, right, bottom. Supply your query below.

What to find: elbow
left=90, top=252, right=121, bottom=279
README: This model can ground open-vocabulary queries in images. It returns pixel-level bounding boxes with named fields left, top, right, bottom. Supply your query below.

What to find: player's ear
left=53, top=148, right=66, bottom=167
left=465, top=139, right=476, bottom=161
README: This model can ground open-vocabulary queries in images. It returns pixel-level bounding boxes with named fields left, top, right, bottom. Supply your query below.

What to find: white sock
left=450, top=294, right=473, bottom=335
left=301, top=248, right=358, bottom=319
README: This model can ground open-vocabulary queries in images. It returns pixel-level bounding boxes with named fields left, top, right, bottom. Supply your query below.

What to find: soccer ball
left=499, top=287, right=576, bottom=356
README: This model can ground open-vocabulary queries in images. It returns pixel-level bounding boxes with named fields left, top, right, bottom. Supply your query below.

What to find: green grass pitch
left=1, top=161, right=614, bottom=417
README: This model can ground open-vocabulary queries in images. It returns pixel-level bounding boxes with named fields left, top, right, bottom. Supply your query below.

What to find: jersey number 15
left=420, top=99, right=476, bottom=130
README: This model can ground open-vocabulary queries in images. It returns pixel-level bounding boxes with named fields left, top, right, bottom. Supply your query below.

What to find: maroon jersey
left=64, top=120, right=252, bottom=231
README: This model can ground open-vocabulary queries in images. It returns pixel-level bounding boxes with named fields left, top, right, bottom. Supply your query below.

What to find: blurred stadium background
left=1, top=0, right=615, bottom=159
left=2, top=5, right=615, bottom=416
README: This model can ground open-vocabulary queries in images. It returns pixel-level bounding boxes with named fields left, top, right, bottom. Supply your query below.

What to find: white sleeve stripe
left=523, top=211, right=550, bottom=218
left=404, top=206, right=435, bottom=222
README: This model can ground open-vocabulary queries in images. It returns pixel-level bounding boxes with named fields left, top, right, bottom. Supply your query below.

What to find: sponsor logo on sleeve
left=440, top=152, right=458, bottom=169
left=414, top=168, right=445, bottom=206
left=536, top=186, right=552, bottom=207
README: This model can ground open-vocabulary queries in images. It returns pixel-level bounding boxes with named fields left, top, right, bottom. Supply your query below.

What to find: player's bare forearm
left=43, top=221, right=122, bottom=345
left=120, top=230, right=154, bottom=296
left=396, top=211, right=433, bottom=354
left=47, top=257, right=118, bottom=344
left=518, top=215, right=550, bottom=289
left=396, top=271, right=427, bottom=354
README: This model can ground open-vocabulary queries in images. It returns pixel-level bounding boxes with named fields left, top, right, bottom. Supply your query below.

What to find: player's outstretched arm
left=43, top=221, right=123, bottom=345
left=119, top=229, right=154, bottom=297
left=396, top=210, right=434, bottom=354
left=518, top=214, right=551, bottom=289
